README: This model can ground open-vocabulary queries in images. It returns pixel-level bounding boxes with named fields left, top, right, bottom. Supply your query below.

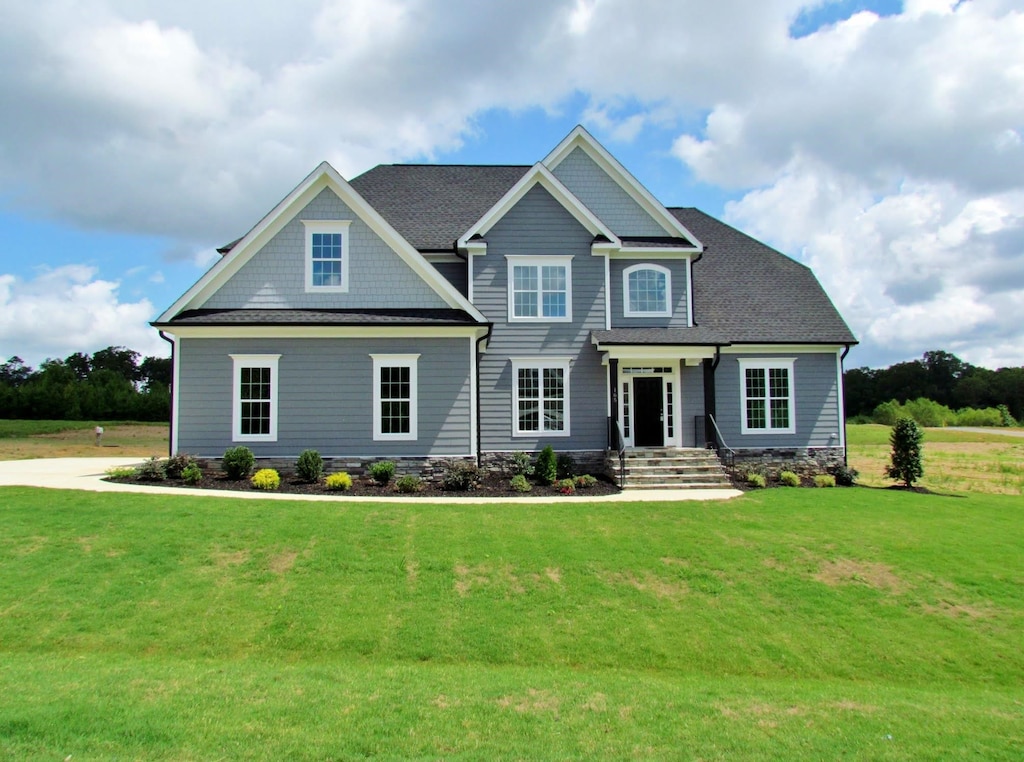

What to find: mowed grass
left=1, top=486, right=1021, bottom=759
left=848, top=424, right=1024, bottom=495
left=0, top=420, right=168, bottom=459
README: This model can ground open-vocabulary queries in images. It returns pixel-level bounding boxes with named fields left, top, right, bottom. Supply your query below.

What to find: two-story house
left=154, top=127, right=857, bottom=485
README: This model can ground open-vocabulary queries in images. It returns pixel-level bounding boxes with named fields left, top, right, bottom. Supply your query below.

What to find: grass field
left=1, top=486, right=1021, bottom=759
left=0, top=419, right=168, bottom=460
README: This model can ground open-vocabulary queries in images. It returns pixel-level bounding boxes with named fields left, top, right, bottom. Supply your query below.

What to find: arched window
left=624, top=264, right=671, bottom=317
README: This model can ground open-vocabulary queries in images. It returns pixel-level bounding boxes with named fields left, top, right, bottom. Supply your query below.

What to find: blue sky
left=1, top=0, right=1021, bottom=371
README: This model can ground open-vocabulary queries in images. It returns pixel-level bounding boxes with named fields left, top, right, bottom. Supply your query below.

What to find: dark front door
left=633, top=377, right=664, bottom=447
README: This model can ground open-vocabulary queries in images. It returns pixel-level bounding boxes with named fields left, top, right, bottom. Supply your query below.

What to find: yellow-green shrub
left=251, top=468, right=280, bottom=490
left=325, top=472, right=352, bottom=491
left=779, top=470, right=800, bottom=487
left=814, top=474, right=836, bottom=488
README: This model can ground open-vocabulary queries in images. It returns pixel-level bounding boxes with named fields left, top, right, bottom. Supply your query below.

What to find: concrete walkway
left=0, top=457, right=742, bottom=503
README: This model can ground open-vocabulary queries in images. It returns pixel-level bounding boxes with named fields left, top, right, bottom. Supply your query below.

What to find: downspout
left=475, top=324, right=493, bottom=468
left=158, top=330, right=174, bottom=458
left=840, top=343, right=852, bottom=466
left=704, top=344, right=721, bottom=448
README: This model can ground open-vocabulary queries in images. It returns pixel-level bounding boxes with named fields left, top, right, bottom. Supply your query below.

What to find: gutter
left=158, top=330, right=175, bottom=458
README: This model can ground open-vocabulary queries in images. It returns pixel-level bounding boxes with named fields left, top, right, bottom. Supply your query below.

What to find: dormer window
left=623, top=263, right=671, bottom=317
left=303, top=220, right=351, bottom=293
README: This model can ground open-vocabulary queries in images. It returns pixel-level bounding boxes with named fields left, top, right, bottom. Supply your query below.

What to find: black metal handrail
left=608, top=416, right=626, bottom=488
left=705, top=413, right=736, bottom=467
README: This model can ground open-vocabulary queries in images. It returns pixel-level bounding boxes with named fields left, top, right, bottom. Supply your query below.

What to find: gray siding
left=609, top=259, right=690, bottom=328
left=551, top=147, right=669, bottom=237
left=203, top=188, right=449, bottom=310
left=679, top=363, right=705, bottom=447
left=430, top=260, right=468, bottom=296
left=475, top=184, right=608, bottom=452
left=176, top=336, right=472, bottom=457
left=713, top=352, right=841, bottom=449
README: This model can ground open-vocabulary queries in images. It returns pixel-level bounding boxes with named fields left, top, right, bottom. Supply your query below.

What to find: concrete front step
left=615, top=447, right=732, bottom=490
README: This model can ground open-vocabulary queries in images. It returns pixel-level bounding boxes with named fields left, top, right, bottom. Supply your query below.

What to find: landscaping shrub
left=887, top=416, right=924, bottom=487
left=137, top=456, right=166, bottom=481
left=954, top=407, right=1003, bottom=427
left=251, top=468, right=280, bottom=490
left=872, top=399, right=905, bottom=426
left=164, top=452, right=196, bottom=479
left=510, top=474, right=532, bottom=492
left=904, top=398, right=955, bottom=427
left=998, top=404, right=1018, bottom=427
left=325, top=472, right=352, bottom=491
left=814, top=474, right=836, bottom=488
left=104, top=466, right=136, bottom=480
left=395, top=474, right=422, bottom=493
left=556, top=453, right=576, bottom=480
left=574, top=474, right=598, bottom=489
left=222, top=446, right=255, bottom=480
left=828, top=463, right=859, bottom=487
left=535, top=445, right=557, bottom=485
left=441, top=461, right=480, bottom=491
left=368, top=461, right=396, bottom=485
left=296, top=449, right=324, bottom=483
left=778, top=470, right=800, bottom=487
left=509, top=451, right=534, bottom=478
left=746, top=473, right=766, bottom=489
left=181, top=463, right=203, bottom=485
left=556, top=477, right=576, bottom=495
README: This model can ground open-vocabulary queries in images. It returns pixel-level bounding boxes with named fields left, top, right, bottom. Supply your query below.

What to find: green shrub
left=441, top=461, right=480, bottom=491
left=181, top=463, right=203, bottom=485
left=574, top=474, right=598, bottom=489
left=904, top=398, right=955, bottom=427
left=828, top=463, right=858, bottom=487
left=165, top=452, right=196, bottom=479
left=556, top=453, right=576, bottom=480
left=510, top=474, right=532, bottom=492
left=998, top=404, right=1018, bottom=427
left=222, top=446, right=255, bottom=480
left=887, top=417, right=924, bottom=487
left=296, top=449, right=324, bottom=483
left=368, top=461, right=396, bottom=485
left=325, top=472, right=352, bottom=491
left=395, top=474, right=422, bottom=493
left=746, top=473, right=766, bottom=488
left=137, top=457, right=166, bottom=481
left=954, top=406, right=1004, bottom=427
left=556, top=477, right=576, bottom=495
left=535, top=445, right=557, bottom=485
left=251, top=468, right=280, bottom=490
left=509, top=451, right=534, bottom=478
left=104, top=466, right=136, bottom=480
left=778, top=470, right=800, bottom=487
left=872, top=399, right=905, bottom=426
left=814, top=474, right=836, bottom=488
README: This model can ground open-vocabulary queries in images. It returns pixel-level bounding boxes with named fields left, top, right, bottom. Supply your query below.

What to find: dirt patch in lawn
left=814, top=558, right=907, bottom=594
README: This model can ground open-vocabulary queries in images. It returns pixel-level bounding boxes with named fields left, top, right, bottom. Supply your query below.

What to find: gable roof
left=157, top=162, right=486, bottom=324
left=670, top=208, right=857, bottom=344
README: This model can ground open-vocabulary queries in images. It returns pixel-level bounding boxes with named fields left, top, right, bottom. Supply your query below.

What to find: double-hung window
left=739, top=358, right=796, bottom=435
left=623, top=263, right=671, bottom=317
left=371, top=354, right=418, bottom=441
left=231, top=354, right=280, bottom=442
left=303, top=220, right=351, bottom=293
left=507, top=256, right=572, bottom=322
left=511, top=358, right=570, bottom=437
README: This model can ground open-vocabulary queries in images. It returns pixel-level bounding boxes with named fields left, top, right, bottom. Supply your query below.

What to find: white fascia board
left=594, top=344, right=718, bottom=361
left=542, top=125, right=704, bottom=251
left=610, top=249, right=700, bottom=259
left=158, top=162, right=487, bottom=325
left=457, top=163, right=620, bottom=249
left=721, top=344, right=846, bottom=355
left=161, top=325, right=488, bottom=340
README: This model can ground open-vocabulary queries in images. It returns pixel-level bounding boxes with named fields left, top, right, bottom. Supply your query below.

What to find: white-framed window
left=371, top=354, right=419, bottom=441
left=739, top=358, right=796, bottom=435
left=303, top=220, right=351, bottom=293
left=623, top=263, right=671, bottom=317
left=506, top=256, right=572, bottom=322
left=511, top=357, right=571, bottom=437
left=231, top=354, right=280, bottom=442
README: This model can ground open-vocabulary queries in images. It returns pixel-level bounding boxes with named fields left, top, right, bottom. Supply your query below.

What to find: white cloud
left=0, top=266, right=166, bottom=366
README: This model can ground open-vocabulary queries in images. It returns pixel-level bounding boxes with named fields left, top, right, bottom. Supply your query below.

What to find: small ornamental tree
left=886, top=416, right=924, bottom=488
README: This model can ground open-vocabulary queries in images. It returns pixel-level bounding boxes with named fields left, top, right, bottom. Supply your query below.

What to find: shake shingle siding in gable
left=550, top=147, right=668, bottom=237
left=176, top=336, right=472, bottom=457
left=474, top=184, right=608, bottom=452
left=202, top=188, right=449, bottom=311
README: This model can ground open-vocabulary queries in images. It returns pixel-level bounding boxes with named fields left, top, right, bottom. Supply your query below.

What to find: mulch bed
left=109, top=470, right=621, bottom=499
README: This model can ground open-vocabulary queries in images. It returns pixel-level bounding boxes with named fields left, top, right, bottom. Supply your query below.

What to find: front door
left=633, top=377, right=664, bottom=447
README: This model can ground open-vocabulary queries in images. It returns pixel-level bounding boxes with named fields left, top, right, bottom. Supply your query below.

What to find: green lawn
left=1, top=486, right=1021, bottom=759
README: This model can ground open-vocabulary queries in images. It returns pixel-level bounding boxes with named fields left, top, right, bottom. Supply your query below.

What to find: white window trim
left=506, top=255, right=573, bottom=323
left=623, top=263, right=672, bottom=318
left=739, top=358, right=796, bottom=435
left=303, top=220, right=351, bottom=293
left=231, top=354, right=280, bottom=442
left=371, top=354, right=419, bottom=441
left=511, top=357, right=571, bottom=437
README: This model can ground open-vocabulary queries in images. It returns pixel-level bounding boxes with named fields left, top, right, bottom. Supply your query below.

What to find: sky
left=0, top=0, right=1022, bottom=371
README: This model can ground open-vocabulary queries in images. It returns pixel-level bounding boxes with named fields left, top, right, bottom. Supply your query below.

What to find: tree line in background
left=0, top=347, right=171, bottom=422
left=844, top=350, right=1023, bottom=427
